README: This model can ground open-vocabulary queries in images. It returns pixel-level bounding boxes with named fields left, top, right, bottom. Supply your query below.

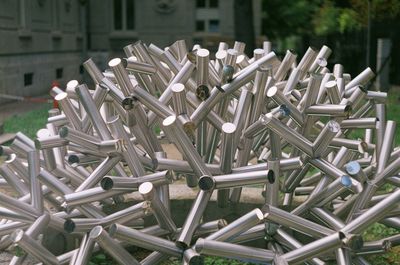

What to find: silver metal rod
left=162, top=115, right=212, bottom=181
left=190, top=51, right=278, bottom=126
left=101, top=170, right=171, bottom=191
left=195, top=238, right=275, bottom=264
left=110, top=224, right=182, bottom=257
left=199, top=170, right=270, bottom=190
left=263, top=205, right=335, bottom=238
left=279, top=232, right=345, bottom=265
left=175, top=190, right=212, bottom=248
left=139, top=182, right=177, bottom=233
left=262, top=113, right=313, bottom=156
left=89, top=225, right=140, bottom=265
left=10, top=229, right=59, bottom=265
left=274, top=228, right=326, bottom=265
left=206, top=208, right=264, bottom=242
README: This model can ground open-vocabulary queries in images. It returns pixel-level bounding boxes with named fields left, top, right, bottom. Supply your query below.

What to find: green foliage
left=313, top=0, right=400, bottom=35
left=263, top=0, right=400, bottom=38
left=89, top=253, right=114, bottom=265
left=364, top=224, right=400, bottom=265
left=204, top=257, right=254, bottom=265
left=364, top=223, right=399, bottom=241
left=338, top=8, right=361, bottom=33
left=313, top=1, right=340, bottom=36
left=262, top=0, right=320, bottom=39
left=350, top=0, right=400, bottom=25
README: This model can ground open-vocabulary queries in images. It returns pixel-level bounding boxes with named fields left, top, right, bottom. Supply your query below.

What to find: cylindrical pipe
left=10, top=229, right=59, bottom=265
left=206, top=208, right=264, bottom=242
left=89, top=226, right=140, bottom=265
left=175, top=190, right=212, bottom=248
left=280, top=232, right=345, bottom=265
left=110, top=224, right=182, bottom=257
left=195, top=238, right=275, bottom=264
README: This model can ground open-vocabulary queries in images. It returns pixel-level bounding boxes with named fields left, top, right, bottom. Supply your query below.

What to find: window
left=126, top=0, right=135, bottom=30
left=24, top=73, right=33, bottom=86
left=196, top=19, right=220, bottom=33
left=196, top=0, right=219, bottom=33
left=196, top=0, right=205, bottom=8
left=56, top=68, right=63, bottom=79
left=209, top=0, right=218, bottom=8
left=196, top=0, right=218, bottom=8
left=209, top=20, right=219, bottom=33
left=196, top=20, right=205, bottom=31
left=114, top=0, right=122, bottom=30
left=113, top=0, right=135, bottom=31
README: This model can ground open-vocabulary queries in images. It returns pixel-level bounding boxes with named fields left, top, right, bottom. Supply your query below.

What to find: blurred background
left=0, top=0, right=399, bottom=105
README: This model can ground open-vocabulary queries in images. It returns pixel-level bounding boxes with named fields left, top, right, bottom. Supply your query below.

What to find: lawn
left=2, top=103, right=53, bottom=139
left=1, top=89, right=400, bottom=264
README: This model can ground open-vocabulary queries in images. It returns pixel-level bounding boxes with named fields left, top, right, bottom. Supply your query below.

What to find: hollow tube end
left=101, top=177, right=114, bottom=190
left=89, top=225, right=104, bottom=239
left=198, top=176, right=215, bottom=191
left=63, top=219, right=76, bottom=234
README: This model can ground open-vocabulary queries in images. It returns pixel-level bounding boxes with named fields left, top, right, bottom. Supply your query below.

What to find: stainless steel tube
left=206, top=208, right=264, bottom=242
left=89, top=226, right=140, bottom=265
left=195, top=238, right=275, bottom=264
left=139, top=182, right=177, bottom=233
left=10, top=229, right=59, bottom=265
left=263, top=205, right=335, bottom=238
left=110, top=224, right=182, bottom=257
left=279, top=232, right=345, bottom=265
left=175, top=190, right=212, bottom=248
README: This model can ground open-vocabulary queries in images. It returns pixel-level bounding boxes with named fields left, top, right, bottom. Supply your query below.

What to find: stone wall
left=0, top=0, right=262, bottom=103
left=0, top=0, right=84, bottom=103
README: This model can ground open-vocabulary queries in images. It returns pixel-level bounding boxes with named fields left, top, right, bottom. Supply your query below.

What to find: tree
left=262, top=0, right=320, bottom=40
left=313, top=0, right=400, bottom=35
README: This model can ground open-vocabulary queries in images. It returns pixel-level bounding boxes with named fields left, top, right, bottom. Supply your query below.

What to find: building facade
left=0, top=0, right=261, bottom=103
left=0, top=0, right=84, bottom=103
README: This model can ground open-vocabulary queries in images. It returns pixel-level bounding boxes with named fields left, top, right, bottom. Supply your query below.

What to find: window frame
left=112, top=0, right=136, bottom=32
left=56, top=68, right=63, bottom=79
left=24, top=73, right=34, bottom=87
left=197, top=0, right=218, bottom=8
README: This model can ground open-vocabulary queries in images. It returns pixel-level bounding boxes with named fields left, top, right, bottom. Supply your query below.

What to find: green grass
left=3, top=103, right=52, bottom=139
left=364, top=224, right=400, bottom=265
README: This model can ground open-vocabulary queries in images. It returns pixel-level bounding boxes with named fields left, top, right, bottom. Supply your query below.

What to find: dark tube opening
left=176, top=240, right=189, bottom=250
left=59, top=126, right=69, bottom=138
left=198, top=176, right=215, bottom=191
left=196, top=85, right=210, bottom=101
left=64, top=219, right=76, bottom=234
left=268, top=170, right=275, bottom=184
left=68, top=155, right=80, bottom=164
left=121, top=58, right=128, bottom=68
left=101, top=177, right=114, bottom=190
left=188, top=255, right=204, bottom=265
left=122, top=97, right=134, bottom=110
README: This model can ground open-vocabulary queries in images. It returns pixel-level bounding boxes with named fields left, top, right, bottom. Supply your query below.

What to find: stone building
left=0, top=0, right=261, bottom=103
left=0, top=0, right=85, bottom=103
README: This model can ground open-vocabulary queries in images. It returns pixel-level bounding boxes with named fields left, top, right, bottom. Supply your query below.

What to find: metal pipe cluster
left=0, top=39, right=399, bottom=265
